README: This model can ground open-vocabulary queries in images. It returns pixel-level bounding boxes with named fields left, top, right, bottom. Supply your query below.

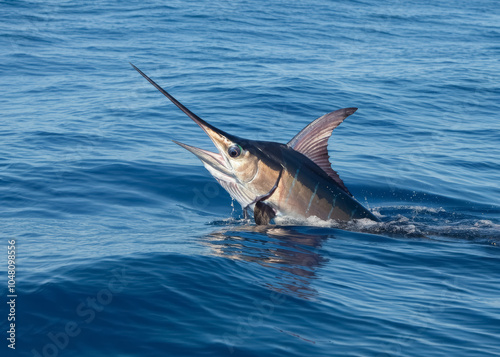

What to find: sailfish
left=131, top=64, right=379, bottom=225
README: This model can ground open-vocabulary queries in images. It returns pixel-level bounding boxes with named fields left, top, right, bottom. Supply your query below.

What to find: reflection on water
left=202, top=225, right=332, bottom=299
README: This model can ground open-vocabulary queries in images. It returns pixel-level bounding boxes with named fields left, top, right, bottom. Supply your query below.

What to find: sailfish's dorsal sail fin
left=287, top=108, right=357, bottom=196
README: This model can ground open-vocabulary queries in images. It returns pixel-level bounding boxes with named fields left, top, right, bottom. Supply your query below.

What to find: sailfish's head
left=131, top=64, right=282, bottom=211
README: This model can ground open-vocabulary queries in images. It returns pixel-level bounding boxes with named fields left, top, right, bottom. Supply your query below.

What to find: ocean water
left=1, top=0, right=500, bottom=356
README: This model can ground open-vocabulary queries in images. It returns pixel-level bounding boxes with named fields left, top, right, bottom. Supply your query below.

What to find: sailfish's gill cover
left=131, top=64, right=379, bottom=225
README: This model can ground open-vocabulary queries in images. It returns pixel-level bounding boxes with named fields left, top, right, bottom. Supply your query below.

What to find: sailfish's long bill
left=131, top=63, right=379, bottom=225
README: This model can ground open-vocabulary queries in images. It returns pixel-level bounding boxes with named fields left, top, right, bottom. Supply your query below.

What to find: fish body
left=268, top=145, right=377, bottom=222
left=131, top=64, right=379, bottom=224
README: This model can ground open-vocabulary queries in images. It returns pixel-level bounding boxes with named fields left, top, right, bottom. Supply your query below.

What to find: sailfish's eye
left=228, top=144, right=242, bottom=158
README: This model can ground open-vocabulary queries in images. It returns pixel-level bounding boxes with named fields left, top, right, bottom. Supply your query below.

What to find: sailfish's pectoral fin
left=287, top=108, right=357, bottom=196
left=254, top=201, right=276, bottom=225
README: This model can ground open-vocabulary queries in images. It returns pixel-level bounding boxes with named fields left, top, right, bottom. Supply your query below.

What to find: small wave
left=209, top=217, right=252, bottom=226
left=380, top=205, right=446, bottom=214
left=273, top=215, right=424, bottom=238
left=272, top=206, right=500, bottom=243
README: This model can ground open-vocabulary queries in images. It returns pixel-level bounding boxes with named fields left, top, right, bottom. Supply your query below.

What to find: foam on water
left=272, top=205, right=500, bottom=242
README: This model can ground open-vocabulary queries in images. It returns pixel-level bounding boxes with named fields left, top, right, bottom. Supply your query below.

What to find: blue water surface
left=1, top=0, right=500, bottom=356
